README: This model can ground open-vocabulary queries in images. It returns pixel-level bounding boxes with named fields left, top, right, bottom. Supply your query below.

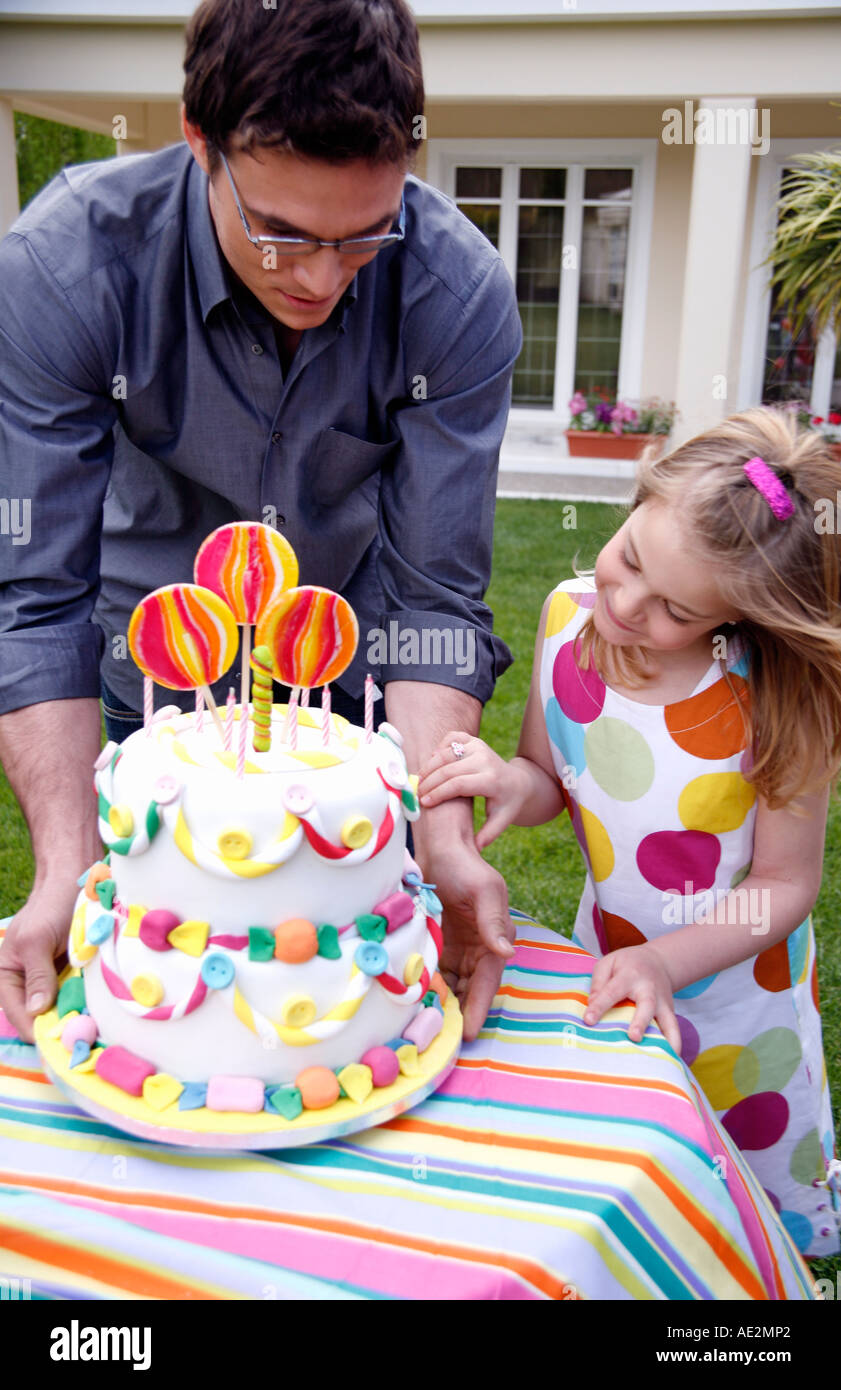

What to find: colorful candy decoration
left=255, top=586, right=359, bottom=748
left=128, top=583, right=238, bottom=739
left=194, top=521, right=299, bottom=724
left=250, top=645, right=274, bottom=752
left=194, top=521, right=298, bottom=627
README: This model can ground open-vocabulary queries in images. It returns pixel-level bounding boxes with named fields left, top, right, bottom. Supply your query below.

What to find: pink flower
left=569, top=392, right=588, bottom=416
left=610, top=402, right=638, bottom=434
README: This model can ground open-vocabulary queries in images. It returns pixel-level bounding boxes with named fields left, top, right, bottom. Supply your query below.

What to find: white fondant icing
left=75, top=707, right=442, bottom=1086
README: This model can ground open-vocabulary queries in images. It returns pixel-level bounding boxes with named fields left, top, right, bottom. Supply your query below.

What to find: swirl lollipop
left=128, top=583, right=238, bottom=740
left=255, top=586, right=359, bottom=747
left=194, top=522, right=299, bottom=714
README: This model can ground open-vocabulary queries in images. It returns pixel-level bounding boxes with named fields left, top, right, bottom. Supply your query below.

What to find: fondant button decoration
left=396, top=1043, right=420, bottom=1077
left=248, top=926, right=276, bottom=962
left=167, top=919, right=210, bottom=957
left=61, top=1014, right=98, bottom=1051
left=282, top=784, right=314, bottom=816
left=206, top=1075, right=265, bottom=1113
left=57, top=976, right=86, bottom=1019
left=373, top=892, right=415, bottom=933
left=340, top=814, right=373, bottom=849
left=139, top=909, right=180, bottom=951
left=385, top=759, right=408, bottom=789
left=200, top=953, right=235, bottom=989
left=281, top=994, right=318, bottom=1029
left=108, top=803, right=135, bottom=838
left=87, top=913, right=114, bottom=946
left=84, top=862, right=111, bottom=902
left=315, top=923, right=341, bottom=960
left=178, top=1082, right=208, bottom=1111
left=403, top=953, right=425, bottom=986
left=153, top=774, right=181, bottom=804
left=355, top=942, right=388, bottom=977
left=403, top=1007, right=443, bottom=1052
left=95, top=877, right=116, bottom=911
left=360, top=1046, right=400, bottom=1088
left=295, top=1066, right=341, bottom=1110
left=336, top=1063, right=374, bottom=1104
left=94, top=740, right=120, bottom=771
left=142, top=1073, right=184, bottom=1111
left=131, top=973, right=164, bottom=1007
left=377, top=721, right=404, bottom=747
left=355, top=913, right=387, bottom=942
left=69, top=1039, right=91, bottom=1069
left=217, top=827, right=253, bottom=860
left=95, top=1045, right=156, bottom=1097
left=266, top=1084, right=303, bottom=1120
left=274, top=918, right=318, bottom=963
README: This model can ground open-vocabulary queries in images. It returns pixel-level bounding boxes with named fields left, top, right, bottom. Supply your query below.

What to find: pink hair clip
left=743, top=456, right=795, bottom=520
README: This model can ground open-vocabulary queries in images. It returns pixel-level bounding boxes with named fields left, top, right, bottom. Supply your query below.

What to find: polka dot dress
left=541, top=579, right=840, bottom=1258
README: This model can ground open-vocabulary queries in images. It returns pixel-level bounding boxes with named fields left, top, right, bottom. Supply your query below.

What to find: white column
left=0, top=98, right=20, bottom=236
left=672, top=98, right=756, bottom=447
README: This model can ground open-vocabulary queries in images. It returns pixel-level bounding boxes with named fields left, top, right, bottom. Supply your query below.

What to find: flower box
left=565, top=430, right=666, bottom=460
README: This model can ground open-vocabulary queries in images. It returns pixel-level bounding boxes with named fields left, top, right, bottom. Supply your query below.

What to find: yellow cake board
left=35, top=976, right=462, bottom=1150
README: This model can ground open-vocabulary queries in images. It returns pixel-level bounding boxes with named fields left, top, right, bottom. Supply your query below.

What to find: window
left=434, top=140, right=655, bottom=418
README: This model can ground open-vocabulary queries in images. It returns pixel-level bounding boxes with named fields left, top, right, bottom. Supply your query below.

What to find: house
left=1, top=0, right=839, bottom=486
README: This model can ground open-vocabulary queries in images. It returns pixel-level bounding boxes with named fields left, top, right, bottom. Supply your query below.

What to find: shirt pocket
left=309, top=427, right=395, bottom=508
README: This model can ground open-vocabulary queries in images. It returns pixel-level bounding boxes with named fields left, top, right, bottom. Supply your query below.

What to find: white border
left=425, top=137, right=658, bottom=424
left=738, top=137, right=840, bottom=414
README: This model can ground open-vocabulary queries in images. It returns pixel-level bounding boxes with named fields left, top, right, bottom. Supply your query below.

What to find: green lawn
left=0, top=496, right=838, bottom=1280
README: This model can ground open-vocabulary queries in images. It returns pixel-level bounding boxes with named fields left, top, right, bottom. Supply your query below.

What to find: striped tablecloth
left=0, top=919, right=814, bottom=1300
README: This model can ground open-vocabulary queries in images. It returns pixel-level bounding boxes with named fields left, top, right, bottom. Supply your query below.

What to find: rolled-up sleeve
left=377, top=253, right=522, bottom=705
left=0, top=231, right=115, bottom=715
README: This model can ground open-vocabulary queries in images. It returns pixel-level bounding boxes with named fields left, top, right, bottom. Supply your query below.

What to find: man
left=0, top=0, right=521, bottom=1044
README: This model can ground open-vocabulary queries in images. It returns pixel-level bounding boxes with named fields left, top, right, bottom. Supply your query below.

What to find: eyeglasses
left=218, top=151, right=405, bottom=256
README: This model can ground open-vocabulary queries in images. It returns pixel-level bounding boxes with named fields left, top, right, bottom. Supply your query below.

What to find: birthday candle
left=364, top=673, right=373, bottom=744
left=300, top=687, right=310, bottom=708
left=322, top=683, right=331, bottom=748
left=285, top=687, right=299, bottom=751
left=237, top=699, right=249, bottom=780
left=195, top=687, right=204, bottom=733
left=224, top=687, right=236, bottom=751
left=143, top=676, right=153, bottom=735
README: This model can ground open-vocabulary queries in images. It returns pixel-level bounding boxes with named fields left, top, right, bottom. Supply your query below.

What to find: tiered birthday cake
left=35, top=524, right=461, bottom=1145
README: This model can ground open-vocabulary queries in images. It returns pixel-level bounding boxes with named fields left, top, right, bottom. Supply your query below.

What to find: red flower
left=829, top=413, right=841, bottom=426
left=812, top=417, right=824, bottom=426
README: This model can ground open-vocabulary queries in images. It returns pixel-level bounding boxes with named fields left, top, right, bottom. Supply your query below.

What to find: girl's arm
left=418, top=592, right=566, bottom=846
left=584, top=783, right=830, bottom=1050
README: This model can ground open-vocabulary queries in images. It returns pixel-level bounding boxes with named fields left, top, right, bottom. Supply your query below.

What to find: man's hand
left=0, top=881, right=78, bottom=1042
left=420, top=833, right=515, bottom=1042
left=583, top=943, right=682, bottom=1054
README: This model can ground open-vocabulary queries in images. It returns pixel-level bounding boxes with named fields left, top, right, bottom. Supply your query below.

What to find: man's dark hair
left=183, top=0, right=424, bottom=168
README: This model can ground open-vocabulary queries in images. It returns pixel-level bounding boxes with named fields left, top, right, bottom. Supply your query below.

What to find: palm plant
left=764, top=150, right=841, bottom=341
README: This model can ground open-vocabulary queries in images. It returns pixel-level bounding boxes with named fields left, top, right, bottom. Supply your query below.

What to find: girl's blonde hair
left=575, top=407, right=841, bottom=809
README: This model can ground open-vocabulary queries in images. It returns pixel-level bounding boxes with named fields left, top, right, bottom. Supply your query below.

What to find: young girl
left=418, top=407, right=841, bottom=1259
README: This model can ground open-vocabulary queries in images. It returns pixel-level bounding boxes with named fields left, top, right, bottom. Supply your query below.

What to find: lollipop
left=194, top=522, right=299, bottom=712
left=128, top=583, right=238, bottom=740
left=255, top=586, right=358, bottom=746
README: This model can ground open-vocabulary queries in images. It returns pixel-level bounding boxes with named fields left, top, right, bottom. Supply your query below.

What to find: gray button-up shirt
left=0, top=143, right=521, bottom=713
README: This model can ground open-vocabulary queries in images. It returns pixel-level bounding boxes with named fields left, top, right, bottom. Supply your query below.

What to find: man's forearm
left=384, top=679, right=480, bottom=852
left=0, top=698, right=102, bottom=886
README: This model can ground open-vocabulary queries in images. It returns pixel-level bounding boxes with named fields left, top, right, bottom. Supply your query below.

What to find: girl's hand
left=583, top=944, right=682, bottom=1055
left=417, top=731, right=530, bottom=849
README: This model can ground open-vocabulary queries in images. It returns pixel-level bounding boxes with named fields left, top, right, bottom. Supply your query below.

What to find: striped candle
left=322, top=683, right=331, bottom=747
left=300, top=688, right=310, bottom=709
left=195, top=687, right=204, bottom=733
left=143, top=676, right=153, bottom=735
left=364, top=673, right=373, bottom=743
left=224, top=687, right=236, bottom=751
left=286, top=687, right=298, bottom=751
left=236, top=700, right=249, bottom=779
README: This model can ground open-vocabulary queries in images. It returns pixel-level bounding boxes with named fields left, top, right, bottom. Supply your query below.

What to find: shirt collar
left=186, top=157, right=233, bottom=323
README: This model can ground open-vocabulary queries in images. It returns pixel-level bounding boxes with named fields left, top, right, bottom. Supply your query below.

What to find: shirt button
left=200, top=953, right=235, bottom=989
left=272, top=432, right=282, bottom=444
left=251, top=343, right=264, bottom=355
